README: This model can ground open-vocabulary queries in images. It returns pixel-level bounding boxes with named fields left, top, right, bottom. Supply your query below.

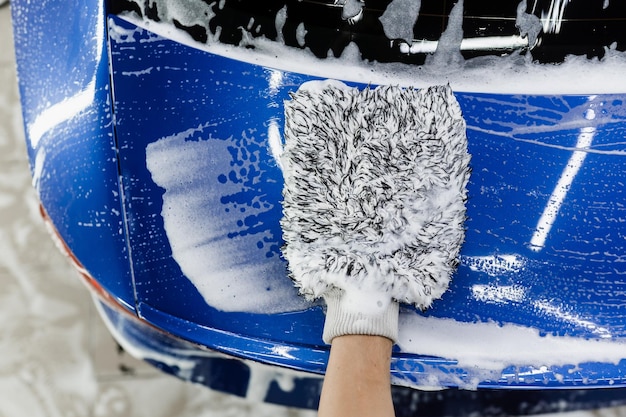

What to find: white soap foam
left=425, top=0, right=464, bottom=71
left=471, top=284, right=527, bottom=304
left=379, top=0, right=422, bottom=42
left=398, top=313, right=626, bottom=385
left=115, top=13, right=626, bottom=95
left=145, top=124, right=308, bottom=314
left=463, top=254, right=525, bottom=277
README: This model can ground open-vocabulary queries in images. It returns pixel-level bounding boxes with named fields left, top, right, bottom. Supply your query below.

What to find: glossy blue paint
left=447, top=92, right=626, bottom=338
left=11, top=0, right=626, bottom=410
left=106, top=13, right=626, bottom=389
left=11, top=0, right=136, bottom=311
left=99, top=297, right=626, bottom=415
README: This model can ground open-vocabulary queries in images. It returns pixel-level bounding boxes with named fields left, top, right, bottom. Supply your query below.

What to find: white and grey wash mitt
left=281, top=80, right=470, bottom=343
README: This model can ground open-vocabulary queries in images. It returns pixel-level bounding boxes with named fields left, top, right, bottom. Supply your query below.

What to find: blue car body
left=11, top=0, right=626, bottom=414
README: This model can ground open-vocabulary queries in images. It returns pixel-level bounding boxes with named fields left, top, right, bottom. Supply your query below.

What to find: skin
left=318, top=335, right=396, bottom=417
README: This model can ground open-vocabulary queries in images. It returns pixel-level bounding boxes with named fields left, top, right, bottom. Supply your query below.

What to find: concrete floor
left=1, top=2, right=625, bottom=416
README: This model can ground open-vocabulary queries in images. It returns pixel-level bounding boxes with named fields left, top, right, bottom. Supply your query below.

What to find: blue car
left=11, top=0, right=626, bottom=414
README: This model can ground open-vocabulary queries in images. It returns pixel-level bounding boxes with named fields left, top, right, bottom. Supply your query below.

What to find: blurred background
left=0, top=2, right=624, bottom=416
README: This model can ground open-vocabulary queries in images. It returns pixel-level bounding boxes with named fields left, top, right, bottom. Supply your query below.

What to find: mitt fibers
left=280, top=80, right=470, bottom=310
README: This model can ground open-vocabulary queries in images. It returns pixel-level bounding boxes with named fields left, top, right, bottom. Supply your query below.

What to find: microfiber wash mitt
left=281, top=80, right=470, bottom=344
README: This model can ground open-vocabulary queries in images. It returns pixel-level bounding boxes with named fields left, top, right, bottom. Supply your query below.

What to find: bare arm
left=318, top=335, right=395, bottom=417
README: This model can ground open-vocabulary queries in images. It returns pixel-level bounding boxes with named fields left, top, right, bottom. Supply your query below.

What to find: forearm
left=318, top=335, right=395, bottom=417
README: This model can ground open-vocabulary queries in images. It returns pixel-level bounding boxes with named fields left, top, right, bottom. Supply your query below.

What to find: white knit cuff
left=322, top=289, right=399, bottom=344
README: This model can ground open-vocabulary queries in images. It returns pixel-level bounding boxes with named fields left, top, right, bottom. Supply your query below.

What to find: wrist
left=322, top=288, right=399, bottom=344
